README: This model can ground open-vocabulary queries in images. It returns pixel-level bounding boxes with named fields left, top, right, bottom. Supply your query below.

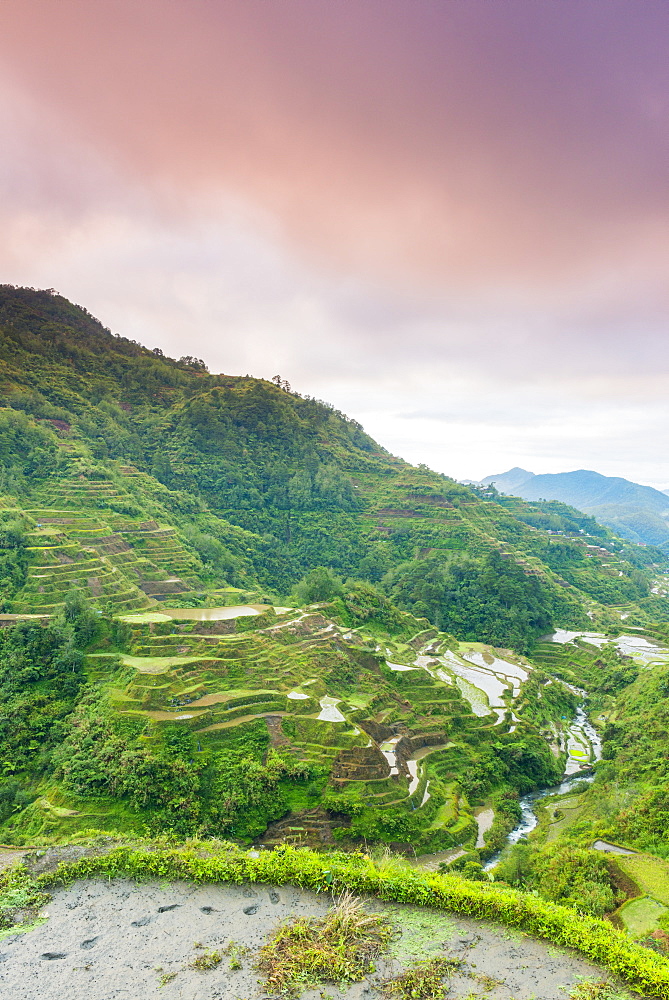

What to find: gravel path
left=0, top=878, right=621, bottom=1000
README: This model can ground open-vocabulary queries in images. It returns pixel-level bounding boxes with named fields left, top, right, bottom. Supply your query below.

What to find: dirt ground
left=0, top=848, right=30, bottom=872
left=0, top=876, right=625, bottom=1000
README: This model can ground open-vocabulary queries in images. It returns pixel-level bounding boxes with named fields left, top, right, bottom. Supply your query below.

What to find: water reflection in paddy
left=379, top=736, right=401, bottom=776
left=464, top=650, right=529, bottom=682
left=416, top=649, right=509, bottom=719
left=317, top=696, right=345, bottom=722
left=440, top=651, right=508, bottom=709
left=454, top=676, right=490, bottom=717
left=548, top=629, right=669, bottom=664
left=157, top=605, right=261, bottom=621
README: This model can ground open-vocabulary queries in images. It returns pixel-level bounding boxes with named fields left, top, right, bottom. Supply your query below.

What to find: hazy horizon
left=2, top=1, right=668, bottom=485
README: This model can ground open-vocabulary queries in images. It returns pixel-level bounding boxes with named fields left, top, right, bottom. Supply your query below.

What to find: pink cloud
left=0, top=0, right=667, bottom=292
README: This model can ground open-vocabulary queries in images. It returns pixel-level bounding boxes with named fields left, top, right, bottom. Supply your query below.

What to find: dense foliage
left=596, top=663, right=669, bottom=852
left=0, top=619, right=85, bottom=774
left=0, top=512, right=29, bottom=607
left=52, top=695, right=319, bottom=838
left=385, top=549, right=586, bottom=654
left=497, top=841, right=619, bottom=917
left=1, top=284, right=666, bottom=652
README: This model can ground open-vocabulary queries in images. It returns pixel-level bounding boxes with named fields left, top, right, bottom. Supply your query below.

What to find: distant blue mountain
left=481, top=468, right=669, bottom=549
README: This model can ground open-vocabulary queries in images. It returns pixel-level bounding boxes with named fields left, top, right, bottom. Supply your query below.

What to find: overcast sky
left=1, top=0, right=669, bottom=486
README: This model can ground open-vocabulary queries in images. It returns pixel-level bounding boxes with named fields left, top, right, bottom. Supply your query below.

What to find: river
left=483, top=705, right=601, bottom=869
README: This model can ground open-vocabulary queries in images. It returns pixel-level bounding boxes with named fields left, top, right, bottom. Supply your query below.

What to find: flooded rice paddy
left=120, top=605, right=265, bottom=624
left=414, top=645, right=523, bottom=724
left=548, top=629, right=669, bottom=665
left=317, top=696, right=345, bottom=722
left=154, top=605, right=262, bottom=621
left=462, top=650, right=528, bottom=696
left=380, top=736, right=402, bottom=776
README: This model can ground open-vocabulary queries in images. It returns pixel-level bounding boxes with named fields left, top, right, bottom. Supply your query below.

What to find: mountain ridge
left=4, top=284, right=668, bottom=651
left=1, top=286, right=669, bottom=947
left=482, top=466, right=669, bottom=549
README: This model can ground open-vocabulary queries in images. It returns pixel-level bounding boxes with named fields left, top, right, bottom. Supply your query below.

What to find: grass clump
left=190, top=948, right=222, bottom=971
left=222, top=939, right=250, bottom=969
left=381, top=956, right=462, bottom=999
left=256, top=889, right=394, bottom=996
left=569, top=979, right=632, bottom=1000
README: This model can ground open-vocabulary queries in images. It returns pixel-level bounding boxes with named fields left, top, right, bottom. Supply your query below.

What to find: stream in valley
left=414, top=705, right=602, bottom=873
left=483, top=706, right=602, bottom=869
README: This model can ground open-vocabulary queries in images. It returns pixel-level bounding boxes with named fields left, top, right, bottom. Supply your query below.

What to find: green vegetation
left=189, top=947, right=223, bottom=971
left=619, top=897, right=668, bottom=939
left=0, top=613, right=87, bottom=775
left=615, top=855, right=669, bottom=908
left=597, top=663, right=669, bottom=854
left=497, top=842, right=620, bottom=917
left=0, top=863, right=50, bottom=932
left=1, top=285, right=667, bottom=652
left=386, top=548, right=584, bottom=654
left=569, top=982, right=633, bottom=1000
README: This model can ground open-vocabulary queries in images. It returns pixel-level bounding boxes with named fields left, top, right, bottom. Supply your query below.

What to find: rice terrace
left=2, top=0, right=669, bottom=995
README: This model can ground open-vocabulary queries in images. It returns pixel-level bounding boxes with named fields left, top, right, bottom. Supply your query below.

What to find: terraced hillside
left=1, top=482, right=221, bottom=615
left=1, top=284, right=668, bottom=656
left=3, top=286, right=669, bottom=958
left=3, top=600, right=588, bottom=851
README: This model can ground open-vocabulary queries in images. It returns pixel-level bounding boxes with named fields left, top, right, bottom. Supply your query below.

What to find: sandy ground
left=0, top=849, right=27, bottom=872
left=0, top=876, right=623, bottom=1000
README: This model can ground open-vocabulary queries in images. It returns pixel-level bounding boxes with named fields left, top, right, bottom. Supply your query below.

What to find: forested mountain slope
left=482, top=467, right=669, bottom=550
left=1, top=284, right=668, bottom=652
left=2, top=286, right=669, bottom=955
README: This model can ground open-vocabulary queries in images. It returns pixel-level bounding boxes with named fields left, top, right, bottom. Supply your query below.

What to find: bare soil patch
left=0, top=877, right=625, bottom=1000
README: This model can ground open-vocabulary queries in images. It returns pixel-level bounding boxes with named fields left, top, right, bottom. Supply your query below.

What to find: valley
left=1, top=286, right=669, bottom=994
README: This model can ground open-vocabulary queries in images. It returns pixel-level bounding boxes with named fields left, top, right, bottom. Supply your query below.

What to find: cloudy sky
left=1, top=0, right=669, bottom=485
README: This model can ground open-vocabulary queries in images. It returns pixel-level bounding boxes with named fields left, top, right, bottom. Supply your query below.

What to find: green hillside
left=1, top=284, right=667, bottom=653
left=482, top=466, right=669, bottom=550
left=2, top=285, right=669, bottom=947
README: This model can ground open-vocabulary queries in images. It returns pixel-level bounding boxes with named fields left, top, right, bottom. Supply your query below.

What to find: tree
left=295, top=566, right=344, bottom=604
